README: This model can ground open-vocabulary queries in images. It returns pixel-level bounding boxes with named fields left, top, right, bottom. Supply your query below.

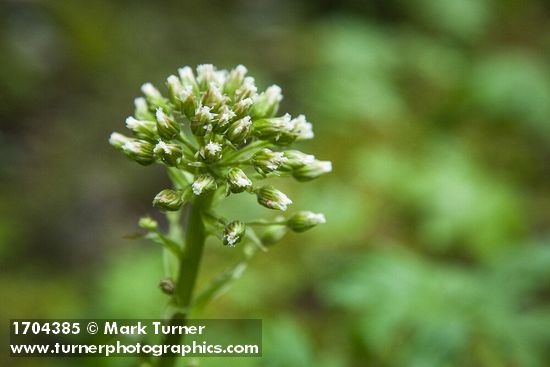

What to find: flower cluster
left=110, top=64, right=331, bottom=247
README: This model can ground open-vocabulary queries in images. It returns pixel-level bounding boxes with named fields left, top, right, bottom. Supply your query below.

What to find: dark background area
left=2, top=0, right=550, bottom=366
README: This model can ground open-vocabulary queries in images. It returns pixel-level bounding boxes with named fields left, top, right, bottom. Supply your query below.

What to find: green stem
left=158, top=197, right=211, bottom=367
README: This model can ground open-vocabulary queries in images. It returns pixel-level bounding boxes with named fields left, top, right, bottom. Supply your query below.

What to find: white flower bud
left=202, top=83, right=226, bottom=109
left=222, top=220, right=246, bottom=246
left=196, top=64, right=225, bottom=90
left=292, top=160, right=332, bottom=181
left=152, top=189, right=184, bottom=211
left=233, top=97, right=255, bottom=117
left=227, top=168, right=252, bottom=193
left=125, top=116, right=157, bottom=141
left=178, top=85, right=197, bottom=119
left=109, top=132, right=132, bottom=150
left=251, top=148, right=288, bottom=175
left=155, top=108, right=180, bottom=140
left=199, top=141, right=223, bottom=162
left=141, top=82, right=167, bottom=109
left=214, top=105, right=237, bottom=133
left=291, top=114, right=314, bottom=141
left=191, top=174, right=217, bottom=196
left=252, top=113, right=295, bottom=144
left=224, top=64, right=248, bottom=95
left=225, top=116, right=252, bottom=144
left=287, top=211, right=326, bottom=232
left=166, top=75, right=184, bottom=104
left=153, top=141, right=183, bottom=166
left=234, top=76, right=257, bottom=102
left=191, top=106, right=215, bottom=136
left=256, top=185, right=293, bottom=211
left=251, top=84, right=283, bottom=118
left=134, top=97, right=154, bottom=121
left=121, top=139, right=155, bottom=165
left=178, top=66, right=197, bottom=89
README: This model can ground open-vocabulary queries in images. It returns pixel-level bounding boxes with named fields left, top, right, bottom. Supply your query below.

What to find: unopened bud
left=234, top=76, right=257, bottom=102
left=252, top=114, right=295, bottom=144
left=256, top=185, right=292, bottom=211
left=280, top=150, right=316, bottom=171
left=109, top=132, right=132, bottom=150
left=199, top=141, right=223, bottom=162
left=153, top=141, right=183, bottom=166
left=214, top=105, right=236, bottom=133
left=152, top=189, right=184, bottom=211
left=141, top=83, right=167, bottom=109
left=292, top=160, right=332, bottom=181
left=166, top=75, right=184, bottom=104
left=252, top=148, right=288, bottom=175
left=226, top=116, right=252, bottom=144
left=233, top=97, right=254, bottom=117
left=251, top=85, right=282, bottom=118
left=196, top=64, right=225, bottom=90
left=134, top=97, right=154, bottom=121
left=222, top=221, right=246, bottom=246
left=261, top=225, right=287, bottom=245
left=138, top=216, right=158, bottom=231
left=191, top=174, right=217, bottom=196
left=191, top=106, right=215, bottom=136
left=291, top=115, right=314, bottom=141
left=178, top=86, right=197, bottom=119
left=121, top=139, right=155, bottom=165
left=155, top=108, right=180, bottom=140
left=224, top=65, right=248, bottom=96
left=202, top=84, right=226, bottom=109
left=178, top=66, right=198, bottom=90
left=125, top=117, right=157, bottom=141
left=227, top=168, right=252, bottom=193
left=287, top=211, right=326, bottom=232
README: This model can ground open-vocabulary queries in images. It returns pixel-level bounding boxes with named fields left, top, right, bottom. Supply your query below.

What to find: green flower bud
left=159, top=278, right=175, bottom=295
left=178, top=66, right=198, bottom=90
left=256, top=185, right=293, bottom=211
left=134, top=97, right=154, bottom=121
left=291, top=114, right=314, bottom=141
left=222, top=220, right=246, bottom=246
left=152, top=189, right=184, bottom=211
left=281, top=150, right=316, bottom=170
left=109, top=132, right=132, bottom=150
left=223, top=65, right=248, bottom=96
left=252, top=148, right=288, bottom=175
left=227, top=168, right=252, bottom=193
left=190, top=106, right=215, bottom=136
left=199, top=141, right=223, bottom=162
left=292, top=160, right=332, bottom=181
left=233, top=97, right=254, bottom=117
left=166, top=75, right=184, bottom=105
left=138, top=216, right=159, bottom=231
left=191, top=174, right=217, bottom=196
left=287, top=211, right=326, bottom=232
left=141, top=82, right=168, bottom=109
left=125, top=117, right=157, bottom=141
left=252, top=113, right=294, bottom=143
left=213, top=105, right=236, bottom=133
left=121, top=139, right=156, bottom=165
left=202, top=83, right=226, bottom=109
left=234, top=76, right=257, bottom=102
left=261, top=225, right=287, bottom=245
left=196, top=64, right=226, bottom=90
left=178, top=85, right=198, bottom=119
left=155, top=108, right=180, bottom=140
left=251, top=85, right=282, bottom=118
left=226, top=116, right=252, bottom=144
left=153, top=141, right=182, bottom=166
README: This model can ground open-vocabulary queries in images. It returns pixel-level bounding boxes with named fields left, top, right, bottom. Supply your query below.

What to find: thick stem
left=158, top=198, right=210, bottom=367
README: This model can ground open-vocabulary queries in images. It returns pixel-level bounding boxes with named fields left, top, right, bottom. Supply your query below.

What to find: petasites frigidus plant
left=109, top=64, right=330, bottom=364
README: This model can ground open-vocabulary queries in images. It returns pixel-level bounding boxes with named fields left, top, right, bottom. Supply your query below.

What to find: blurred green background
left=2, top=0, right=550, bottom=366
